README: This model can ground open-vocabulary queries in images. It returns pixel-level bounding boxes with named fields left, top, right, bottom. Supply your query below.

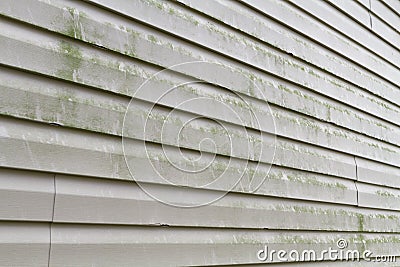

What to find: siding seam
left=354, top=156, right=360, bottom=207
left=368, top=0, right=373, bottom=30
left=48, top=173, right=56, bottom=267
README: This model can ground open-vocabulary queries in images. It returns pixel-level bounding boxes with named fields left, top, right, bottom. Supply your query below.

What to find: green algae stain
left=357, top=214, right=364, bottom=232
left=123, top=27, right=141, bottom=58
left=147, top=34, right=158, bottom=43
left=62, top=7, right=87, bottom=40
left=56, top=41, right=83, bottom=81
left=376, top=190, right=396, bottom=197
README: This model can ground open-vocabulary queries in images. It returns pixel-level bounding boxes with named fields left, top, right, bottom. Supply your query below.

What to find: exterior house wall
left=0, top=0, right=399, bottom=265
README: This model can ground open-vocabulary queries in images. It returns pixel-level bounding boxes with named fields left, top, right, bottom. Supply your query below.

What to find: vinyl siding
left=0, top=0, right=399, bottom=266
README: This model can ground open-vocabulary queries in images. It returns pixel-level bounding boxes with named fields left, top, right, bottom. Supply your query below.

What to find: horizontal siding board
left=356, top=157, right=400, bottom=189
left=54, top=174, right=360, bottom=230
left=358, top=182, right=400, bottom=211
left=0, top=168, right=54, bottom=221
left=0, top=222, right=50, bottom=267
left=50, top=225, right=400, bottom=266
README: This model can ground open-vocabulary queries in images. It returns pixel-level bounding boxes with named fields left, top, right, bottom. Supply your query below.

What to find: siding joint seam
left=48, top=173, right=56, bottom=267
left=368, top=0, right=373, bottom=30
left=353, top=156, right=359, bottom=207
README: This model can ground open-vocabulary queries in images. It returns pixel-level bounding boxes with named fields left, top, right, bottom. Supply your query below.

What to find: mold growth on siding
left=376, top=190, right=396, bottom=198
left=146, top=0, right=200, bottom=26
left=286, top=174, right=347, bottom=190
left=56, top=41, right=83, bottom=82
left=123, top=27, right=141, bottom=57
left=62, top=7, right=88, bottom=40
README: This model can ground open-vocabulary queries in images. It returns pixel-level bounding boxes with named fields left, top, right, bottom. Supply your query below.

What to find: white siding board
left=0, top=168, right=54, bottom=221
left=50, top=225, right=400, bottom=266
left=358, top=182, right=400, bottom=211
left=0, top=222, right=50, bottom=267
left=356, top=157, right=400, bottom=189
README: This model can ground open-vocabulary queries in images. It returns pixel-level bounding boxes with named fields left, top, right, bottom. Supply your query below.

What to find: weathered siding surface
left=0, top=0, right=399, bottom=266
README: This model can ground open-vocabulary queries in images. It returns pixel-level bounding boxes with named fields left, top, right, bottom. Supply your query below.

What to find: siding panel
left=50, top=225, right=400, bottom=266
left=0, top=169, right=54, bottom=221
left=0, top=222, right=50, bottom=267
